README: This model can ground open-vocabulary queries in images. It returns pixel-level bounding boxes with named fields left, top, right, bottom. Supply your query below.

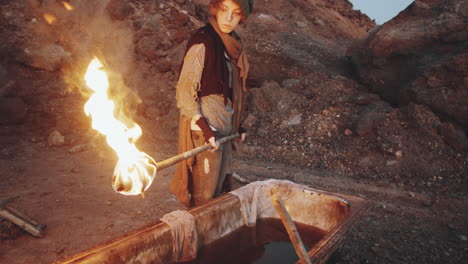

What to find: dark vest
left=183, top=24, right=231, bottom=102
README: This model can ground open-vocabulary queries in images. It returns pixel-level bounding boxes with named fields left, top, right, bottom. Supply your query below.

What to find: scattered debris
left=0, top=198, right=45, bottom=238
left=68, top=144, right=87, bottom=154
left=48, top=130, right=65, bottom=146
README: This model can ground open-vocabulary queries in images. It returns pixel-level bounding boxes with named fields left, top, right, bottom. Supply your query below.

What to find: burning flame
left=43, top=13, right=57, bottom=24
left=84, top=58, right=156, bottom=196
left=62, top=1, right=74, bottom=11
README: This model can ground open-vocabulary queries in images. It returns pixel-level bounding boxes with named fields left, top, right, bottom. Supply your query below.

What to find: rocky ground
left=0, top=0, right=467, bottom=263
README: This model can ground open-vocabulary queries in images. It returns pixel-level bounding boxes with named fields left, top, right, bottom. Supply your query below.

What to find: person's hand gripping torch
left=155, top=133, right=240, bottom=172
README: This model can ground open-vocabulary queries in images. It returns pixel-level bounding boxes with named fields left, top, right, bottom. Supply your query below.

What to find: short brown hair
left=209, top=0, right=247, bottom=24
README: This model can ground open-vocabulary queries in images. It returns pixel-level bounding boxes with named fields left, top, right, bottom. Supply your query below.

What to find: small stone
left=408, top=192, right=415, bottom=198
left=105, top=201, right=112, bottom=205
left=395, top=150, right=403, bottom=158
left=312, top=18, right=324, bottom=25
left=296, top=21, right=307, bottom=28
left=48, top=130, right=65, bottom=146
left=386, top=160, right=398, bottom=166
left=459, top=235, right=467, bottom=241
left=422, top=200, right=433, bottom=207
left=344, top=129, right=353, bottom=136
left=68, top=144, right=87, bottom=154
left=71, top=168, right=80, bottom=173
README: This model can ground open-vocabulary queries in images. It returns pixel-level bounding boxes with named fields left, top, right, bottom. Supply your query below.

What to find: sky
left=348, top=0, right=415, bottom=25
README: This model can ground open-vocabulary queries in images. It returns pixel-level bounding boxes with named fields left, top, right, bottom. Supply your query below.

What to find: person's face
left=216, top=0, right=242, bottom=34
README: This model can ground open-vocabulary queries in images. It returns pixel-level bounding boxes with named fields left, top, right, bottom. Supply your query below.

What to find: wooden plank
left=270, top=187, right=312, bottom=264
left=0, top=201, right=45, bottom=238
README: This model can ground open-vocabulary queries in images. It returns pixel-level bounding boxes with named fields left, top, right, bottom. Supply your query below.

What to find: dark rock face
left=348, top=0, right=468, bottom=131
left=406, top=52, right=468, bottom=130
left=242, top=0, right=375, bottom=84
left=323, top=0, right=376, bottom=29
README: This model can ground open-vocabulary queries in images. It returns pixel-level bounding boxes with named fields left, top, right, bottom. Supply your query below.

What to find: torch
left=155, top=133, right=240, bottom=172
left=84, top=57, right=240, bottom=196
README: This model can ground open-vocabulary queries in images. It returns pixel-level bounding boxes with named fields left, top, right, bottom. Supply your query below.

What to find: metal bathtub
left=55, top=180, right=367, bottom=264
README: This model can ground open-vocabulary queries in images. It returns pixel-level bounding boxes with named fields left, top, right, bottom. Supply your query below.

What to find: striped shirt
left=176, top=44, right=234, bottom=135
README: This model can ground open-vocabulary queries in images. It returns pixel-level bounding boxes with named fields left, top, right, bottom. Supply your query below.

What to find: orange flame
left=84, top=58, right=156, bottom=196
left=43, top=13, right=57, bottom=24
left=62, top=1, right=74, bottom=11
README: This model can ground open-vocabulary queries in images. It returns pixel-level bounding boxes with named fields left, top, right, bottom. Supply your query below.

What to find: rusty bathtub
left=55, top=180, right=367, bottom=264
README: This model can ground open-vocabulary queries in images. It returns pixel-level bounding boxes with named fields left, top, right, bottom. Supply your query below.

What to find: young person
left=170, top=0, right=254, bottom=207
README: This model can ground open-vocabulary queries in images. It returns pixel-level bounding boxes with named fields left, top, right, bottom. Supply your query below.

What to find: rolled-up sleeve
left=176, top=43, right=206, bottom=119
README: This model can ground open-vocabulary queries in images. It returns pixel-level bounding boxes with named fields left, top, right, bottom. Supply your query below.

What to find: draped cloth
left=230, top=180, right=276, bottom=227
left=160, top=210, right=198, bottom=262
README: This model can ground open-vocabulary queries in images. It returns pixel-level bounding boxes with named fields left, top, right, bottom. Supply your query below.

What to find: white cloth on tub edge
left=230, top=179, right=301, bottom=227
left=160, top=210, right=198, bottom=262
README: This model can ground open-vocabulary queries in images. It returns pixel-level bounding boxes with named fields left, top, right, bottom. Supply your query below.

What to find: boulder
left=405, top=52, right=468, bottom=130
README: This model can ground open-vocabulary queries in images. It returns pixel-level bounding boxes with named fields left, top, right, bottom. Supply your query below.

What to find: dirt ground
left=0, top=128, right=467, bottom=264
left=0, top=128, right=184, bottom=263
